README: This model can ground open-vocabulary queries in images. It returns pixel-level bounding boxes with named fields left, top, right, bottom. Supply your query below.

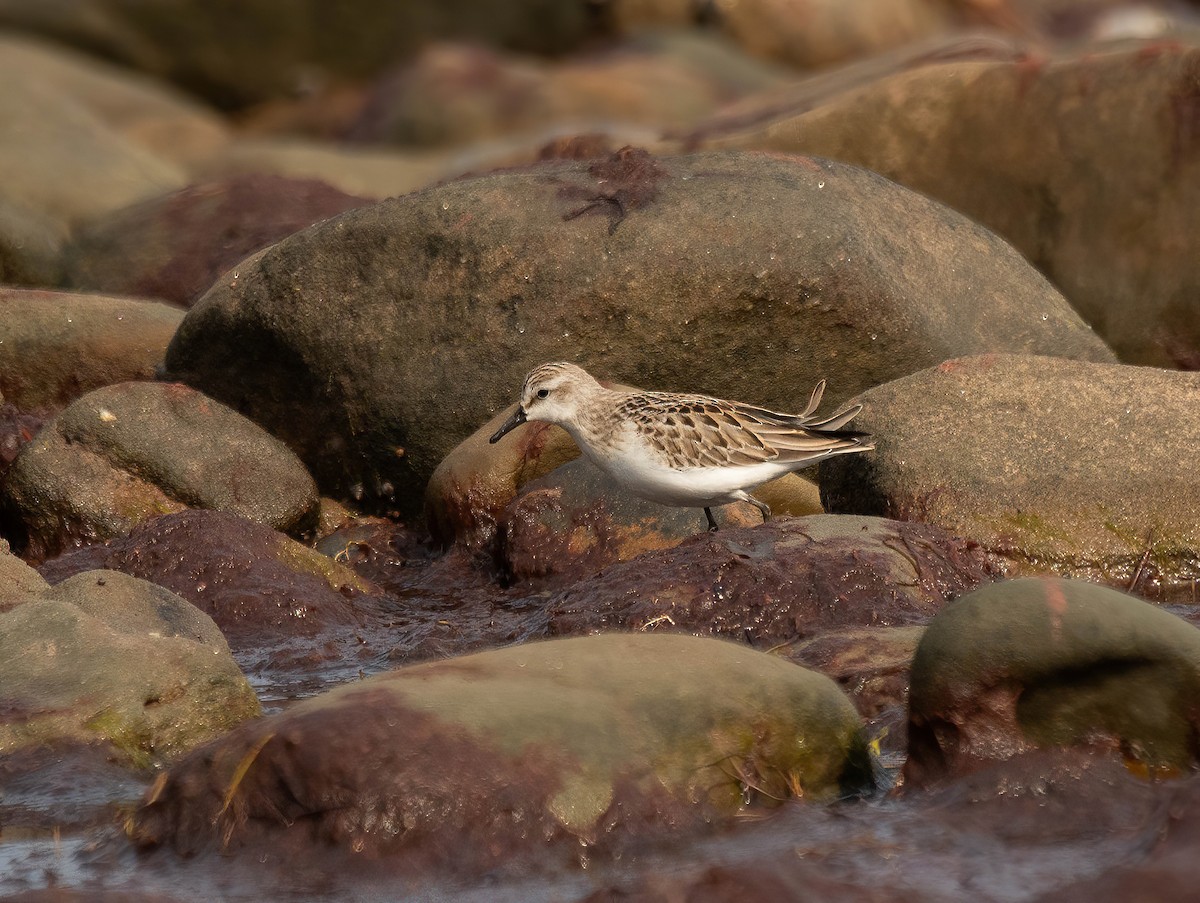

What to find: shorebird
left=489, top=362, right=873, bottom=531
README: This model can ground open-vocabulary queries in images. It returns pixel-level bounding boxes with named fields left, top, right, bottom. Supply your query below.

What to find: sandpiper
left=489, top=362, right=873, bottom=531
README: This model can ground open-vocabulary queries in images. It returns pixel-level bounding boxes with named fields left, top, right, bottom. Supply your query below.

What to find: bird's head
left=489, top=362, right=601, bottom=443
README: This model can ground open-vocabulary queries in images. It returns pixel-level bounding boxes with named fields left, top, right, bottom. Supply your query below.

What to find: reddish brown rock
left=546, top=515, right=996, bottom=645
left=66, top=176, right=375, bottom=307
left=497, top=457, right=822, bottom=588
left=39, top=509, right=394, bottom=648
left=130, top=635, right=871, bottom=866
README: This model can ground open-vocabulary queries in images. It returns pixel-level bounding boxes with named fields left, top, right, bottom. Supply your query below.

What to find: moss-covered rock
left=131, top=634, right=871, bottom=864
left=0, top=570, right=259, bottom=765
left=905, top=577, right=1200, bottom=786
left=821, top=354, right=1200, bottom=601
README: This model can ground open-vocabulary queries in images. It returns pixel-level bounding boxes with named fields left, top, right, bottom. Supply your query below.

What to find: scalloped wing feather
left=621, top=391, right=870, bottom=471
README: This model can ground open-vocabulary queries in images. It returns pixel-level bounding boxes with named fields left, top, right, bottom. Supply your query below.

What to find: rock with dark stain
left=130, top=634, right=872, bottom=868
left=821, top=354, right=1200, bottom=600
left=546, top=515, right=995, bottom=645
left=904, top=577, right=1200, bottom=787
left=66, top=175, right=374, bottom=307
left=0, top=288, right=183, bottom=411
left=162, top=149, right=1110, bottom=515
left=1, top=382, right=319, bottom=562
left=0, top=569, right=259, bottom=765
left=682, top=45, right=1200, bottom=367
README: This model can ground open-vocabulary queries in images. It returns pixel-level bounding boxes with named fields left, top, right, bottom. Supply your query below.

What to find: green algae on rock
left=0, top=570, right=259, bottom=766
left=130, top=634, right=872, bottom=864
left=905, top=577, right=1200, bottom=786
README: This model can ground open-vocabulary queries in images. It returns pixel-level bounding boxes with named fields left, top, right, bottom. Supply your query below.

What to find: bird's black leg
left=746, top=495, right=771, bottom=523
left=705, top=507, right=719, bottom=532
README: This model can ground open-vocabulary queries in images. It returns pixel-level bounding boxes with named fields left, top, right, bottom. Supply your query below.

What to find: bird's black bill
left=489, top=407, right=527, bottom=443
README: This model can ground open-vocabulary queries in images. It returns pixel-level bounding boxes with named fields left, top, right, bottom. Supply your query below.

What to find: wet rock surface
left=905, top=577, right=1200, bottom=786
left=496, top=457, right=820, bottom=587
left=130, top=634, right=872, bottom=868
left=164, top=149, right=1110, bottom=512
left=0, top=288, right=183, bottom=411
left=2, top=4, right=1199, bottom=901
left=0, top=569, right=259, bottom=765
left=38, top=509, right=401, bottom=697
left=822, top=354, right=1200, bottom=599
left=545, top=515, right=996, bottom=645
left=2, top=382, right=319, bottom=561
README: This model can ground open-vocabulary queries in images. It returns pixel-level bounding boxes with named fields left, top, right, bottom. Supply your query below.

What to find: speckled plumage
left=490, top=362, right=873, bottom=531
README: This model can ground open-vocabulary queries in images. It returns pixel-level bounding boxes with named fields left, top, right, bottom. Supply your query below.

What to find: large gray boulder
left=162, top=149, right=1112, bottom=512
left=684, top=46, right=1200, bottom=366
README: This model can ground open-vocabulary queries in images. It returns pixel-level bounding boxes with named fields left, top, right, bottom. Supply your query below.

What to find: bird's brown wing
left=620, top=391, right=869, bottom=471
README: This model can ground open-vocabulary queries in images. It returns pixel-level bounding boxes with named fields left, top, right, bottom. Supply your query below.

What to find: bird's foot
left=704, top=507, right=719, bottom=532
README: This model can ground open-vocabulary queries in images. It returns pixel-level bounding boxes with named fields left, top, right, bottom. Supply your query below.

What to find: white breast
left=577, top=425, right=792, bottom=508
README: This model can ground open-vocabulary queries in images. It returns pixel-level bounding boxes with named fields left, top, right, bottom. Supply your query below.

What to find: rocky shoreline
left=2, top=2, right=1200, bottom=900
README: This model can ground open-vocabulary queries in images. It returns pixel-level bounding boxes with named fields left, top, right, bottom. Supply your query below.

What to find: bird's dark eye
left=536, top=388, right=549, bottom=399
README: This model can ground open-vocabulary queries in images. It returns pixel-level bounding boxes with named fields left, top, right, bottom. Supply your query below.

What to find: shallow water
left=1, top=742, right=1192, bottom=902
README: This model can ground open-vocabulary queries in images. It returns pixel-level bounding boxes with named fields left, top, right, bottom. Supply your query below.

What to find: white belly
left=581, top=435, right=793, bottom=508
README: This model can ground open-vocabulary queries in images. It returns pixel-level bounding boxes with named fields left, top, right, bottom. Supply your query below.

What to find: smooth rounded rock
left=1, top=382, right=319, bottom=560
left=130, top=633, right=871, bottom=865
left=163, top=149, right=1111, bottom=512
left=685, top=46, right=1200, bottom=366
left=904, top=577, right=1200, bottom=786
left=821, top=354, right=1200, bottom=601
left=0, top=569, right=259, bottom=765
left=0, top=288, right=184, bottom=410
